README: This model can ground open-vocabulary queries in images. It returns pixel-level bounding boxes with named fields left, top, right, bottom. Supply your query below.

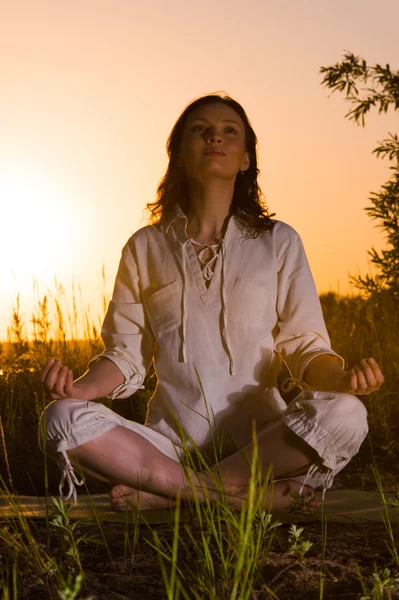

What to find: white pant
left=38, top=389, right=368, bottom=503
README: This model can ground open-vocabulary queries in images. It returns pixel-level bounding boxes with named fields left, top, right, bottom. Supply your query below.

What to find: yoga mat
left=1, top=490, right=398, bottom=524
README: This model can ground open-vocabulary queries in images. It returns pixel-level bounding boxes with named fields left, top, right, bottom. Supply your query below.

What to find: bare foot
left=195, top=475, right=320, bottom=513
left=110, top=479, right=319, bottom=513
left=258, top=479, right=320, bottom=513
left=110, top=471, right=223, bottom=511
left=111, top=484, right=178, bottom=511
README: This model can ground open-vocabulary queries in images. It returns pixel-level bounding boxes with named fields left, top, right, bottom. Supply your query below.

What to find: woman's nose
left=205, top=128, right=221, bottom=142
left=206, top=132, right=222, bottom=143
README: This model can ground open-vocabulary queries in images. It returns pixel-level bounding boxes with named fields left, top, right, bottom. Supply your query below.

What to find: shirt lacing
left=190, top=238, right=221, bottom=284
left=180, top=237, right=235, bottom=375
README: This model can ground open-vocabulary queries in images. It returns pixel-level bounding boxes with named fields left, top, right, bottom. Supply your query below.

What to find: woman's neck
left=186, top=204, right=231, bottom=244
left=185, top=179, right=233, bottom=244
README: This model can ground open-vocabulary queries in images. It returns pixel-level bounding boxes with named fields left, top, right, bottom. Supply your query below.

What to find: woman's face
left=178, top=103, right=250, bottom=183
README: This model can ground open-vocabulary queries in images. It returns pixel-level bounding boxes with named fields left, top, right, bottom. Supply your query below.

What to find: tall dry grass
left=0, top=270, right=399, bottom=598
left=0, top=269, right=398, bottom=493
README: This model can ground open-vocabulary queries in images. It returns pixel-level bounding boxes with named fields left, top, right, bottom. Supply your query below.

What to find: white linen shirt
left=88, top=204, right=345, bottom=459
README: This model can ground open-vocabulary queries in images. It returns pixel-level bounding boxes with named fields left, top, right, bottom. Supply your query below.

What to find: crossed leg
left=66, top=419, right=320, bottom=512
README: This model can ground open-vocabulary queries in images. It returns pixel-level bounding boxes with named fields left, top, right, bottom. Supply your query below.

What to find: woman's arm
left=42, top=240, right=154, bottom=402
left=302, top=354, right=384, bottom=395
left=73, top=356, right=125, bottom=401
left=302, top=354, right=346, bottom=391
left=86, top=241, right=155, bottom=400
left=40, top=355, right=126, bottom=402
left=273, top=227, right=385, bottom=396
left=273, top=228, right=346, bottom=383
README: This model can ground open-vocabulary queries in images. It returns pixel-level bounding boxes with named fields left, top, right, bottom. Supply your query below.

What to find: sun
left=0, top=168, right=76, bottom=297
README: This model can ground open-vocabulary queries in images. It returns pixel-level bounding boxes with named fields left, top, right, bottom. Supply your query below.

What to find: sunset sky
left=1, top=0, right=398, bottom=341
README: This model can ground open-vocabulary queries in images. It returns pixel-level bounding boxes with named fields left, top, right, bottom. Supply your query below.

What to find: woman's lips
left=204, top=152, right=225, bottom=156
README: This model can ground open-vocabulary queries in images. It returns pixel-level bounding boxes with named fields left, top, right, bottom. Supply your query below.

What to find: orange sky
left=1, top=0, right=398, bottom=341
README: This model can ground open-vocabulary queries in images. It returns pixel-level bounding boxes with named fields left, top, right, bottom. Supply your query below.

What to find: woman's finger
left=360, top=359, right=377, bottom=388
left=366, top=358, right=385, bottom=385
left=43, top=361, right=64, bottom=392
left=64, top=370, right=75, bottom=397
left=53, top=366, right=69, bottom=397
left=354, top=365, right=369, bottom=392
left=40, top=357, right=56, bottom=383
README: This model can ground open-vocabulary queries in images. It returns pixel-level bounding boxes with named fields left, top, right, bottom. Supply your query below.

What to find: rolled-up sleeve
left=88, top=243, right=155, bottom=400
left=274, top=230, right=345, bottom=383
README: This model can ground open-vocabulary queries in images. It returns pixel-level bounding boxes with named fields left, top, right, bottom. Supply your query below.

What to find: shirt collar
left=164, top=203, right=241, bottom=248
left=164, top=203, right=188, bottom=236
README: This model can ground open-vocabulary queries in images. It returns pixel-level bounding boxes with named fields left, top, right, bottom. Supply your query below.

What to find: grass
left=0, top=272, right=399, bottom=598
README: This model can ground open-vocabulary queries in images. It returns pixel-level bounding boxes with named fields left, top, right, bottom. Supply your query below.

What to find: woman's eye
left=191, top=125, right=237, bottom=134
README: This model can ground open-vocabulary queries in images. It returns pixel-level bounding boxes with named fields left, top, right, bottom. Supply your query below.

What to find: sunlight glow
left=1, top=168, right=77, bottom=296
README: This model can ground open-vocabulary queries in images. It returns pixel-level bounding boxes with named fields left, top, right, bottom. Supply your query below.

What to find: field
left=1, top=285, right=399, bottom=599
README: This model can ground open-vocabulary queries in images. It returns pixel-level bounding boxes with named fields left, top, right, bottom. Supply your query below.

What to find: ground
left=2, top=408, right=399, bottom=598
left=6, top=518, right=399, bottom=599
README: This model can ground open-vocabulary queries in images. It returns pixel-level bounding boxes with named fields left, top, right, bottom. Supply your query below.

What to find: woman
left=38, top=93, right=384, bottom=513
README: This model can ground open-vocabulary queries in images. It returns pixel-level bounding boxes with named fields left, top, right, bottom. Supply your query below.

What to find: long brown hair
left=146, top=93, right=276, bottom=238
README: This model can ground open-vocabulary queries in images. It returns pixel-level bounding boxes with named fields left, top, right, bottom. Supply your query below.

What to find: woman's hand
left=40, top=357, right=88, bottom=401
left=336, top=357, right=385, bottom=395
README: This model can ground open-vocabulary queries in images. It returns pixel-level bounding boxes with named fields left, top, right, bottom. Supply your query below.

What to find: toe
left=110, top=496, right=131, bottom=511
left=301, top=484, right=317, bottom=500
left=110, top=484, right=132, bottom=500
left=111, top=502, right=128, bottom=512
left=289, top=482, right=320, bottom=513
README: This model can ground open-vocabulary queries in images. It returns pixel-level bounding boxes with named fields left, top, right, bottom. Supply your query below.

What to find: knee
left=286, top=390, right=369, bottom=452
left=325, top=393, right=369, bottom=453
left=332, top=393, right=368, bottom=429
left=38, top=399, right=71, bottom=435
left=37, top=399, right=86, bottom=453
